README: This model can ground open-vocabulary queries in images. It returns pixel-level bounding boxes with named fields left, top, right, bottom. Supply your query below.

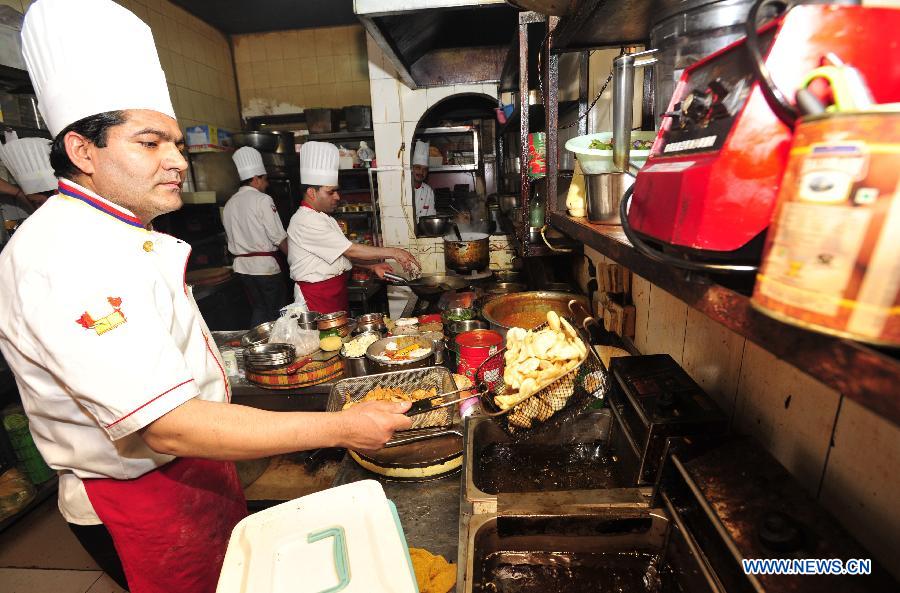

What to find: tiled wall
left=583, top=246, right=900, bottom=578
left=232, top=26, right=371, bottom=117
left=366, top=34, right=516, bottom=274
left=2, top=0, right=241, bottom=130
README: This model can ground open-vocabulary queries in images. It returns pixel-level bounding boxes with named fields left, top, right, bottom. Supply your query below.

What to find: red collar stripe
left=58, top=181, right=144, bottom=228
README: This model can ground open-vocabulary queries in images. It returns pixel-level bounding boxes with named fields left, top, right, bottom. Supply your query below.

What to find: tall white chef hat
left=412, top=141, right=430, bottom=167
left=300, top=141, right=339, bottom=186
left=232, top=146, right=267, bottom=181
left=0, top=137, right=56, bottom=195
left=21, top=0, right=176, bottom=138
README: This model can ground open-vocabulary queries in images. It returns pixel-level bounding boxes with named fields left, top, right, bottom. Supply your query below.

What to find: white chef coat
left=0, top=195, right=31, bottom=221
left=0, top=180, right=230, bottom=525
left=286, top=205, right=352, bottom=302
left=415, top=182, right=435, bottom=221
left=221, top=185, right=287, bottom=275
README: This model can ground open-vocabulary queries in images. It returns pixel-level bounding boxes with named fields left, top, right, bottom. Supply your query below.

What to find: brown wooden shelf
left=549, top=211, right=900, bottom=429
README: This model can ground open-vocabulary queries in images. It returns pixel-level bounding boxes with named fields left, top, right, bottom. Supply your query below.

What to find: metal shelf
left=549, top=211, right=900, bottom=429
left=428, top=165, right=478, bottom=173
left=305, top=130, right=374, bottom=142
left=418, top=126, right=476, bottom=135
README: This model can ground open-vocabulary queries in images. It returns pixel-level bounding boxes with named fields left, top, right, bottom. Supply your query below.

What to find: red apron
left=233, top=251, right=287, bottom=274
left=296, top=271, right=350, bottom=315
left=83, top=457, right=247, bottom=593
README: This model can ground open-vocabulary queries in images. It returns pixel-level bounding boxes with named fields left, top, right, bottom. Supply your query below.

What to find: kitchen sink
left=463, top=410, right=652, bottom=513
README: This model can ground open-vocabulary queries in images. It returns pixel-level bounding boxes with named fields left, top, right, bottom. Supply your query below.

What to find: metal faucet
left=613, top=49, right=658, bottom=174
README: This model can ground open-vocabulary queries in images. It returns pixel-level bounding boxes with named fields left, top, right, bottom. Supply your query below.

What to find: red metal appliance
left=623, top=4, right=900, bottom=268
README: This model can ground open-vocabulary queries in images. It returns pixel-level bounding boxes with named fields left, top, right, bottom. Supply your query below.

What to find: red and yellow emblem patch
left=76, top=297, right=127, bottom=335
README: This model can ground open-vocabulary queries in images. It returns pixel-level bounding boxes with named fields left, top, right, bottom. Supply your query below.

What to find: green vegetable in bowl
left=588, top=138, right=653, bottom=150
left=445, top=309, right=474, bottom=322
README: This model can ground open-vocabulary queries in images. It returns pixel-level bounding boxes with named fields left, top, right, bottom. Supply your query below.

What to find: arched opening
left=410, top=93, right=499, bottom=239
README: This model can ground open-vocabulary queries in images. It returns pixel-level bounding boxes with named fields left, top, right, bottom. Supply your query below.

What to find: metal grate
left=327, top=366, right=457, bottom=432
left=475, top=322, right=607, bottom=437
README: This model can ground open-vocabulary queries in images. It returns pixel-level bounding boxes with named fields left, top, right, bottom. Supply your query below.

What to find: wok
left=384, top=273, right=470, bottom=297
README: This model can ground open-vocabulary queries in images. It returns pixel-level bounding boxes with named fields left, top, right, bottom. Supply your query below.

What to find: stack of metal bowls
left=317, top=311, right=352, bottom=338
left=243, top=343, right=296, bottom=370
left=240, top=321, right=276, bottom=347
left=355, top=312, right=386, bottom=336
left=295, top=311, right=321, bottom=331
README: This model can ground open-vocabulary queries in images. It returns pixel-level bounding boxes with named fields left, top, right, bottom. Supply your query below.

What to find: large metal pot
left=232, top=131, right=279, bottom=152
left=480, top=291, right=590, bottom=337
left=443, top=232, right=489, bottom=273
left=418, top=215, right=452, bottom=237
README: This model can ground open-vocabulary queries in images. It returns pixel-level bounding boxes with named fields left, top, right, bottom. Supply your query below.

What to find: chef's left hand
left=369, top=262, right=394, bottom=279
left=390, top=248, right=420, bottom=274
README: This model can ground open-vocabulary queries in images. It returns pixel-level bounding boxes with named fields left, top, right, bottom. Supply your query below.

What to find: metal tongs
left=404, top=381, right=489, bottom=417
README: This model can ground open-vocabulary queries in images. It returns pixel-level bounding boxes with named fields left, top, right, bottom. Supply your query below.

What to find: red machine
left=624, top=4, right=900, bottom=268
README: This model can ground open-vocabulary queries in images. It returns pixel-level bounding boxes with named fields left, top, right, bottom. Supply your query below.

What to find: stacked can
left=3, top=414, right=54, bottom=484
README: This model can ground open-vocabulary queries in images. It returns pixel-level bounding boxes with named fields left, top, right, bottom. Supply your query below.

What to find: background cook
left=222, top=145, right=289, bottom=326
left=287, top=140, right=420, bottom=314
left=412, top=140, right=435, bottom=223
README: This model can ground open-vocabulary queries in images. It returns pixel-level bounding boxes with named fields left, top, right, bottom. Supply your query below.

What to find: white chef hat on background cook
left=0, top=137, right=57, bottom=194
left=232, top=147, right=267, bottom=181
left=412, top=141, right=430, bottom=167
left=300, top=141, right=339, bottom=186
left=21, top=0, right=176, bottom=137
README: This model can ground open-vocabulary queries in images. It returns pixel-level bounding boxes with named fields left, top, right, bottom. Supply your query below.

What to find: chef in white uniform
left=0, top=136, right=57, bottom=224
left=222, top=146, right=288, bottom=326
left=412, top=140, right=435, bottom=222
left=287, top=141, right=420, bottom=314
left=0, top=2, right=412, bottom=591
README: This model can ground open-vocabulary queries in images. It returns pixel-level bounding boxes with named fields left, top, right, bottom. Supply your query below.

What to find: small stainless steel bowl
left=365, top=336, right=434, bottom=373
left=448, top=319, right=487, bottom=335
left=442, top=307, right=476, bottom=325
left=294, top=311, right=321, bottom=331
left=243, top=343, right=296, bottom=369
left=356, top=313, right=384, bottom=325
left=240, top=321, right=276, bottom=347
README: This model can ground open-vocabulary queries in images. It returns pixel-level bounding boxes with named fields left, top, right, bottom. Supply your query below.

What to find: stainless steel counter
left=332, top=457, right=461, bottom=562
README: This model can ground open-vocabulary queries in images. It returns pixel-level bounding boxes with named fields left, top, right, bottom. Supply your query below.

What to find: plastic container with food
left=565, top=131, right=657, bottom=174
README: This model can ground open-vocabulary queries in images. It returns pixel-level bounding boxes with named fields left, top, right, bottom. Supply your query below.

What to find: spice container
left=455, top=329, right=503, bottom=390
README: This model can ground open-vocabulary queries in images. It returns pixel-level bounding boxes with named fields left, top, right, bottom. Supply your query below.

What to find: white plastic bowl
left=565, top=131, right=658, bottom=174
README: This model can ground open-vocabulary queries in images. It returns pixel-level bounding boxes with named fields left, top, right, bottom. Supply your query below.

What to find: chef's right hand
left=339, top=400, right=413, bottom=451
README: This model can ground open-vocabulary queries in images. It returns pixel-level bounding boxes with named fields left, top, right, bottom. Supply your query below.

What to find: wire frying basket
left=327, top=366, right=457, bottom=433
left=474, top=323, right=607, bottom=437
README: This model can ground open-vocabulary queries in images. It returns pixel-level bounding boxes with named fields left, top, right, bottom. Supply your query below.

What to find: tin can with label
left=455, top=329, right=504, bottom=389
left=752, top=111, right=900, bottom=346
left=528, top=132, right=547, bottom=179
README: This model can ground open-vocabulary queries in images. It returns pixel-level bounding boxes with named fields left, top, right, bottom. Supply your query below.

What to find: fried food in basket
left=342, top=386, right=438, bottom=410
left=496, top=310, right=587, bottom=410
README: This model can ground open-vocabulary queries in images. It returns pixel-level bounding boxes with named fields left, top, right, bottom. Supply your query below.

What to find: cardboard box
left=185, top=125, right=232, bottom=152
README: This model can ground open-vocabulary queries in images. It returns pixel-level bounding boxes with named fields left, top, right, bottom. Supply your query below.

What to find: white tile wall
left=372, top=122, right=403, bottom=167
left=644, top=286, right=688, bottom=364
left=681, top=308, right=746, bottom=421
left=820, top=397, right=900, bottom=578
left=399, top=85, right=428, bottom=125
left=370, top=78, right=402, bottom=124
left=734, top=342, right=841, bottom=493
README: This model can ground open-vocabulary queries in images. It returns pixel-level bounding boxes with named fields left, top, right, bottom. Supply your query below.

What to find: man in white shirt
left=288, top=141, right=420, bottom=313
left=412, top=140, right=436, bottom=222
left=222, top=146, right=288, bottom=326
left=0, top=2, right=412, bottom=591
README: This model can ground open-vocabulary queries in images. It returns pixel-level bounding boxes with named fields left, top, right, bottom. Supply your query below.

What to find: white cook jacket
left=286, top=205, right=352, bottom=303
left=0, top=180, right=230, bottom=525
left=221, top=185, right=287, bottom=276
left=414, top=182, right=435, bottom=221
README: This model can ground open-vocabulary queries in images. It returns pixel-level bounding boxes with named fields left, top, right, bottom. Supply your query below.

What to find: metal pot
left=295, top=311, right=321, bottom=331
left=317, top=311, right=349, bottom=330
left=365, top=336, right=435, bottom=374
left=443, top=232, right=489, bottom=273
left=270, top=131, right=296, bottom=154
left=480, top=291, right=590, bottom=337
left=585, top=173, right=634, bottom=224
left=497, top=194, right=519, bottom=214
left=486, top=281, right=526, bottom=296
left=232, top=131, right=279, bottom=153
left=418, top=215, right=452, bottom=237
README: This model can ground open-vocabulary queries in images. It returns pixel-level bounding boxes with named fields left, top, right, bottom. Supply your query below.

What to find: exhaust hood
left=354, top=0, right=519, bottom=88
